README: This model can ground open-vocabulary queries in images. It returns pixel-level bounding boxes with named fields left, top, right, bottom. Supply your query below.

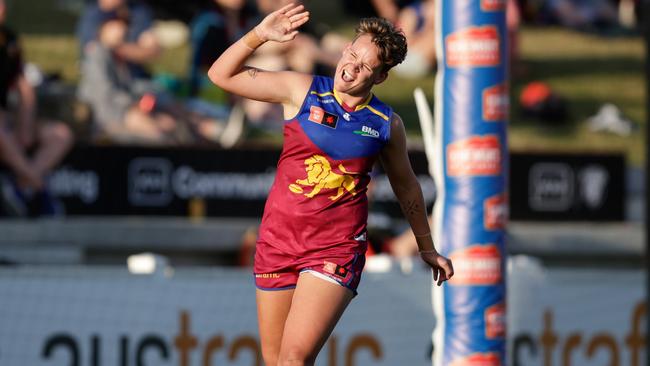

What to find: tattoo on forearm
left=401, top=199, right=423, bottom=217
left=247, top=67, right=259, bottom=79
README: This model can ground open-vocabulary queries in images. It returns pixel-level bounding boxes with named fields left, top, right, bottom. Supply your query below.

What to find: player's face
left=334, top=34, right=387, bottom=96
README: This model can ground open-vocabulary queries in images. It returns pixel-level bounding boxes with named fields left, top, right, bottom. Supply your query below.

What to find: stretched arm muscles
left=379, top=113, right=433, bottom=251
left=380, top=113, right=454, bottom=284
left=207, top=4, right=312, bottom=108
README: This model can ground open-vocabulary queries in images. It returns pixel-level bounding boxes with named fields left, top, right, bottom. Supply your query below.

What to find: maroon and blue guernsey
left=254, top=75, right=393, bottom=291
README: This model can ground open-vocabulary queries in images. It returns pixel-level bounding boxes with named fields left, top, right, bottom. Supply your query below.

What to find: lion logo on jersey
left=288, top=155, right=358, bottom=200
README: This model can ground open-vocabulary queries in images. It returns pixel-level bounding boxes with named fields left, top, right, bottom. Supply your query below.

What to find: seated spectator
left=78, top=18, right=229, bottom=146
left=0, top=123, right=45, bottom=216
left=393, top=0, right=437, bottom=78
left=77, top=0, right=161, bottom=80
left=188, top=0, right=260, bottom=98
left=393, top=0, right=521, bottom=78
left=0, top=0, right=73, bottom=216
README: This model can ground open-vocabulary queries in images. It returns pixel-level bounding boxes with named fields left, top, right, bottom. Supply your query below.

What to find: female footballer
left=208, top=4, right=453, bottom=365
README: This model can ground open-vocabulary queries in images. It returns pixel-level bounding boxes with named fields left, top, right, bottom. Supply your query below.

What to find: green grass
left=6, top=0, right=79, bottom=35
left=19, top=21, right=646, bottom=166
left=22, top=35, right=79, bottom=81
left=512, top=26, right=645, bottom=166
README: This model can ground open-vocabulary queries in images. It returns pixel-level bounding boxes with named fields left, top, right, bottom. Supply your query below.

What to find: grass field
left=17, top=11, right=646, bottom=166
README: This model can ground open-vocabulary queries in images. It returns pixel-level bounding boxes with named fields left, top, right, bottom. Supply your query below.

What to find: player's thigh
left=256, top=288, right=294, bottom=363
left=279, top=272, right=354, bottom=362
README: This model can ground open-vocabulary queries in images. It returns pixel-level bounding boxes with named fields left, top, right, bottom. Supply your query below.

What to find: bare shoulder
left=287, top=71, right=314, bottom=103
left=276, top=71, right=313, bottom=115
left=391, top=112, right=404, bottom=127
left=388, top=112, right=406, bottom=141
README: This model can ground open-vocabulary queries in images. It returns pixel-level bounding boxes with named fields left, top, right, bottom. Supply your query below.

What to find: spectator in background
left=393, top=0, right=437, bottom=78
left=188, top=0, right=260, bottom=97
left=190, top=0, right=343, bottom=132
left=391, top=0, right=520, bottom=78
left=0, top=0, right=73, bottom=216
left=79, top=18, right=177, bottom=144
left=78, top=17, right=229, bottom=145
left=77, top=0, right=161, bottom=80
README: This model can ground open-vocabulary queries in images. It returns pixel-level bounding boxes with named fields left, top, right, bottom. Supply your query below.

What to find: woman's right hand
left=255, top=3, right=310, bottom=44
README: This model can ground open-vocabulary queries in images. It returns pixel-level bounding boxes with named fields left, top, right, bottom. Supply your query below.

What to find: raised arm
left=379, top=113, right=453, bottom=285
left=207, top=3, right=312, bottom=114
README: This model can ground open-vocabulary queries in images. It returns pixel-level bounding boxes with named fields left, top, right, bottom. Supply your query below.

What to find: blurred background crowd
left=0, top=0, right=644, bottom=262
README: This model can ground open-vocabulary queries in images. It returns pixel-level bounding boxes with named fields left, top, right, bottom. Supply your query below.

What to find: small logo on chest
left=308, top=106, right=338, bottom=128
left=353, top=125, right=380, bottom=138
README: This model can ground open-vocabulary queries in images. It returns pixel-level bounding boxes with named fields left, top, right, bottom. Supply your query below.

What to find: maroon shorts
left=254, top=241, right=366, bottom=295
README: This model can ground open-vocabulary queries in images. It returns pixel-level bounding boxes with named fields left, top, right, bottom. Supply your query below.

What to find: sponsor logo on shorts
left=353, top=231, right=367, bottom=241
left=447, top=135, right=501, bottom=176
left=451, top=352, right=501, bottom=366
left=308, top=106, right=338, bottom=128
left=481, top=0, right=506, bottom=11
left=449, top=244, right=502, bottom=286
left=288, top=155, right=358, bottom=201
left=483, top=83, right=509, bottom=122
left=323, top=261, right=349, bottom=279
left=446, top=26, right=500, bottom=67
left=485, top=302, right=506, bottom=339
left=255, top=273, right=281, bottom=279
left=353, top=125, right=380, bottom=138
left=484, top=193, right=508, bottom=230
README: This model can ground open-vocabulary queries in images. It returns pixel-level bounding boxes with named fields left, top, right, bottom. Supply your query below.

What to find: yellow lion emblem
left=288, top=155, right=358, bottom=201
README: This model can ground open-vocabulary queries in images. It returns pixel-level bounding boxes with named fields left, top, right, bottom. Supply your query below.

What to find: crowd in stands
left=0, top=0, right=73, bottom=217
left=0, top=0, right=640, bottom=225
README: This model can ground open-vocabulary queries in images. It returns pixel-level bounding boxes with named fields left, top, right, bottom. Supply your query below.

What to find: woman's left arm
left=379, top=113, right=453, bottom=285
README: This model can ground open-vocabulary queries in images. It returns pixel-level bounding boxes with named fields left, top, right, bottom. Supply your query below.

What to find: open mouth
left=342, top=69, right=355, bottom=83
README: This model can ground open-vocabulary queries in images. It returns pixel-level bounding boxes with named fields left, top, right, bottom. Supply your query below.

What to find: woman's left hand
left=419, top=250, right=454, bottom=286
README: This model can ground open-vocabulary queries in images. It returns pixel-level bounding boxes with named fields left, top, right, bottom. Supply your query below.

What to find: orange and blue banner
left=432, top=1, right=508, bottom=365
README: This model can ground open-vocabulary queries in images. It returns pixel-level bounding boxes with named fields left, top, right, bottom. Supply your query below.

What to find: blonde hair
left=354, top=18, right=407, bottom=72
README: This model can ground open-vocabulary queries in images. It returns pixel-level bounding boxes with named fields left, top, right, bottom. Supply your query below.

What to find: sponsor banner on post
left=482, top=83, right=509, bottom=122
left=433, top=1, right=508, bottom=365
